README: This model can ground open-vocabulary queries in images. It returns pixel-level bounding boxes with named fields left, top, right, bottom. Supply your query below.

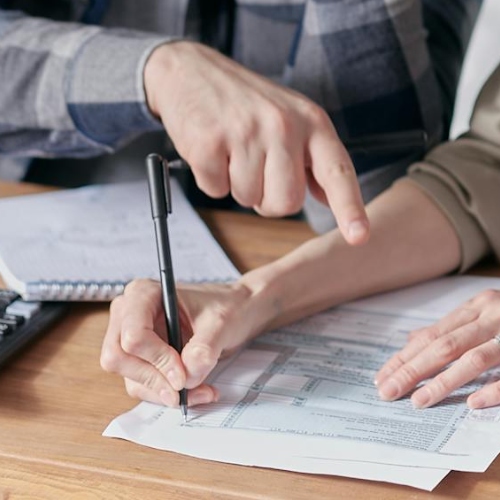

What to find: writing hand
left=375, top=290, right=500, bottom=409
left=100, top=279, right=258, bottom=408
left=144, top=41, right=369, bottom=245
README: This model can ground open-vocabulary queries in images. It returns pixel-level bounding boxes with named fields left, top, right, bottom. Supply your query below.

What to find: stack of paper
left=104, top=269, right=500, bottom=490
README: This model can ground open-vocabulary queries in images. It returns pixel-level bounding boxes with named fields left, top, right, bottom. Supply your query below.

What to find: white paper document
left=104, top=275, right=500, bottom=490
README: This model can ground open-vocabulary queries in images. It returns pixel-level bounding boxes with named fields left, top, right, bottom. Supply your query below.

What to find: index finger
left=308, top=127, right=369, bottom=245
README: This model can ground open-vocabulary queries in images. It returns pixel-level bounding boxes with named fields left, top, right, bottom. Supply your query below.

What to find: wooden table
left=1, top=181, right=499, bottom=499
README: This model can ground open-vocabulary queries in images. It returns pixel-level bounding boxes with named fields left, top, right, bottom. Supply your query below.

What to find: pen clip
left=146, top=153, right=173, bottom=218
left=163, top=158, right=173, bottom=214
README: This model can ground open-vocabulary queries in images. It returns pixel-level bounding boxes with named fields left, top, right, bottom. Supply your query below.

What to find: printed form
left=104, top=275, right=500, bottom=490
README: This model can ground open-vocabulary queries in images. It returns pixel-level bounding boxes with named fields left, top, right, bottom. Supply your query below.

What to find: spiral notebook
left=0, top=180, right=240, bottom=301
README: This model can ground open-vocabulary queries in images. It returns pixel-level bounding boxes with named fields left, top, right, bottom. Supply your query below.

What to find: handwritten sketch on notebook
left=0, top=180, right=239, bottom=300
left=104, top=276, right=500, bottom=491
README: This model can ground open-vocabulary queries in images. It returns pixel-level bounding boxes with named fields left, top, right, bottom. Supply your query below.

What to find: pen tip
left=182, top=405, right=188, bottom=423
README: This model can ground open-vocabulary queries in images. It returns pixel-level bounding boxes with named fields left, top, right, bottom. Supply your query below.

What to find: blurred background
left=450, top=0, right=500, bottom=138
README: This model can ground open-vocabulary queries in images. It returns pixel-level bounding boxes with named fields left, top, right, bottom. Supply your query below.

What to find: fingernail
left=191, top=386, right=220, bottom=406
left=412, top=388, right=431, bottom=409
left=378, top=379, right=400, bottom=400
left=348, top=220, right=368, bottom=241
left=160, top=389, right=177, bottom=407
left=468, top=394, right=485, bottom=409
left=189, top=345, right=214, bottom=372
left=212, top=386, right=220, bottom=402
left=167, top=369, right=184, bottom=391
left=375, top=366, right=393, bottom=382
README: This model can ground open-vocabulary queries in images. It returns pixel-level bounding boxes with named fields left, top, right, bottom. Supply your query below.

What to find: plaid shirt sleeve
left=0, top=0, right=482, bottom=171
left=0, top=9, right=167, bottom=158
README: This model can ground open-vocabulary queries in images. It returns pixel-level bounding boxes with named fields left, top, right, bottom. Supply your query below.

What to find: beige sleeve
left=401, top=63, right=500, bottom=272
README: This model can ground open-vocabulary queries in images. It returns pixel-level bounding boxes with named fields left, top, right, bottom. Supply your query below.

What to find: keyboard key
left=6, top=300, right=41, bottom=319
left=0, top=293, right=68, bottom=367
left=0, top=314, right=24, bottom=328
left=0, top=323, right=13, bottom=335
left=1, top=313, right=25, bottom=326
left=0, top=289, right=19, bottom=313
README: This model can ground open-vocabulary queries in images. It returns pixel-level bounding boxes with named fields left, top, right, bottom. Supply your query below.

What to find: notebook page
left=0, top=180, right=240, bottom=292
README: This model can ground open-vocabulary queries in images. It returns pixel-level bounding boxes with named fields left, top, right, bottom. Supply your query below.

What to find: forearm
left=240, top=180, right=461, bottom=333
left=0, top=11, right=166, bottom=157
left=242, top=63, right=500, bottom=335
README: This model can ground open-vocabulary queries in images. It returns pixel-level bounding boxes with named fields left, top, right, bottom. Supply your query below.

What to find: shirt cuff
left=66, top=29, right=170, bottom=150
left=400, top=170, right=490, bottom=273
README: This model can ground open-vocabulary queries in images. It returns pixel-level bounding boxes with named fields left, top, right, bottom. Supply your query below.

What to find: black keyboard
left=0, top=289, right=68, bottom=368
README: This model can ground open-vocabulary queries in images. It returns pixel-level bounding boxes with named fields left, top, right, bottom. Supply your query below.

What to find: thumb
left=179, top=297, right=222, bottom=389
left=181, top=338, right=222, bottom=389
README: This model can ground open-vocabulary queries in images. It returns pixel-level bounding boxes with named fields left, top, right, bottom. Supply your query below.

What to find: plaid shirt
left=0, top=0, right=482, bottom=179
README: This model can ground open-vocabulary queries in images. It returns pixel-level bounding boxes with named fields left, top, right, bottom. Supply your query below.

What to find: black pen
left=344, top=130, right=428, bottom=155
left=146, top=153, right=188, bottom=422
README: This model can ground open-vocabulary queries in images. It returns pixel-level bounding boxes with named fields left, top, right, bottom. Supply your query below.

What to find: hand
left=375, top=289, right=500, bottom=409
left=144, top=41, right=369, bottom=245
left=100, top=279, right=261, bottom=408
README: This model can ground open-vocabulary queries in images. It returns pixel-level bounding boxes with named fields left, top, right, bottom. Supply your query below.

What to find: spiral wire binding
left=26, top=281, right=126, bottom=301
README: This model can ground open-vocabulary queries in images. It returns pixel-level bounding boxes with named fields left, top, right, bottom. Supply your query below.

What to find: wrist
left=143, top=40, right=185, bottom=118
left=237, top=232, right=346, bottom=333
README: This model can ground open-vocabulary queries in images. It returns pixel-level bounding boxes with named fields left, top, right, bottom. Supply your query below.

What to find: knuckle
left=124, top=378, right=160, bottom=401
left=408, top=327, right=425, bottom=342
left=388, top=353, right=407, bottom=372
left=464, top=320, right=481, bottom=338
left=208, top=301, right=239, bottom=335
left=124, top=278, right=157, bottom=297
left=100, top=348, right=121, bottom=373
left=322, top=160, right=355, bottom=180
left=204, top=183, right=231, bottom=199
left=140, top=371, right=159, bottom=391
left=183, top=131, right=225, bottom=167
left=463, top=349, right=489, bottom=372
left=273, top=197, right=303, bottom=217
left=303, top=102, right=330, bottom=129
left=475, top=289, right=499, bottom=304
left=109, top=294, right=124, bottom=315
left=120, top=327, right=143, bottom=356
left=267, top=106, right=293, bottom=141
left=125, top=379, right=142, bottom=399
left=283, top=186, right=305, bottom=213
left=259, top=183, right=305, bottom=217
left=151, top=352, right=172, bottom=373
left=231, top=186, right=260, bottom=208
left=420, top=325, right=441, bottom=344
left=434, top=336, right=461, bottom=361
left=453, top=305, right=480, bottom=326
left=186, top=146, right=230, bottom=199
left=488, top=383, right=500, bottom=399
left=193, top=345, right=218, bottom=368
left=396, top=363, right=421, bottom=387
left=109, top=292, right=124, bottom=311
left=432, top=372, right=454, bottom=394
left=197, top=179, right=230, bottom=199
left=232, top=119, right=259, bottom=144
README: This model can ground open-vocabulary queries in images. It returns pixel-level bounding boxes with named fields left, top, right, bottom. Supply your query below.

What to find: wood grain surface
left=1, top=181, right=499, bottom=499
